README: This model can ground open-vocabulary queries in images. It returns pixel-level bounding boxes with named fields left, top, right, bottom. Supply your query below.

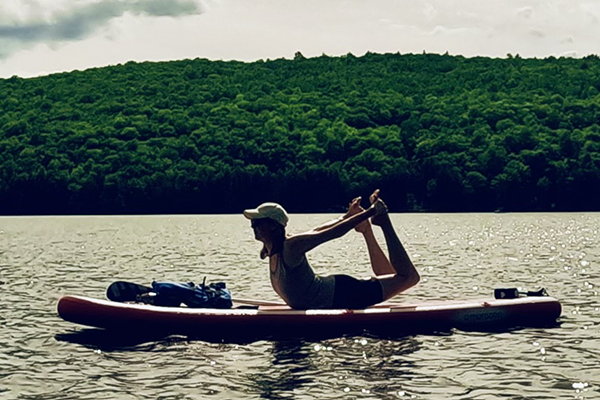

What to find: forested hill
left=1, top=52, right=600, bottom=214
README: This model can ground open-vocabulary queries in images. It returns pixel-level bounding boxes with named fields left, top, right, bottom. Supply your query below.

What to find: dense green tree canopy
left=1, top=52, right=599, bottom=214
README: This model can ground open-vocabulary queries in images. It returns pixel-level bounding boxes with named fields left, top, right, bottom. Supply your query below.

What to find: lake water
left=0, top=213, right=598, bottom=399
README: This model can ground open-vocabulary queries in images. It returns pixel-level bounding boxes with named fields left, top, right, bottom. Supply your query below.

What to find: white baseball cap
left=243, top=202, right=289, bottom=227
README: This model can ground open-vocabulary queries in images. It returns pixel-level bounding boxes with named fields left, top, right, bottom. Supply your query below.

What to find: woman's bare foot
left=344, top=197, right=370, bottom=233
left=369, top=189, right=380, bottom=205
left=369, top=190, right=388, bottom=226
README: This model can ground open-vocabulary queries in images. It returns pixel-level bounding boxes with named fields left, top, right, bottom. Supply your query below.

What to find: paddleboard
left=57, top=295, right=561, bottom=340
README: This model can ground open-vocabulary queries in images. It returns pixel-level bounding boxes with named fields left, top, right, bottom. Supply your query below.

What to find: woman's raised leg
left=346, top=197, right=395, bottom=276
left=369, top=190, right=421, bottom=301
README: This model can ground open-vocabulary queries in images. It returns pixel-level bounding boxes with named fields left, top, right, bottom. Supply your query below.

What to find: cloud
left=529, top=29, right=545, bottom=38
left=0, top=0, right=201, bottom=57
left=515, top=7, right=534, bottom=20
left=2, top=0, right=600, bottom=79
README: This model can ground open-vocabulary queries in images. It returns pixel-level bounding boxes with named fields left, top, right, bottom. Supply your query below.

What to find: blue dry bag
left=151, top=280, right=232, bottom=309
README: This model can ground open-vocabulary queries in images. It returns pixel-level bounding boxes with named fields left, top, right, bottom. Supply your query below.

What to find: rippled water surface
left=0, top=213, right=598, bottom=399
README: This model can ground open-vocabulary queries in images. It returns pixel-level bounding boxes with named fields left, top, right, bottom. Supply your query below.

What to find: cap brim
left=243, top=209, right=261, bottom=220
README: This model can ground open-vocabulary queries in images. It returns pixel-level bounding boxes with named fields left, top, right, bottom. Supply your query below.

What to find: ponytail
left=258, top=221, right=286, bottom=258
left=260, top=245, right=269, bottom=259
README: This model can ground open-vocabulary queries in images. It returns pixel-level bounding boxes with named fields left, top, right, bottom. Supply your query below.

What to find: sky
left=1, top=0, right=599, bottom=78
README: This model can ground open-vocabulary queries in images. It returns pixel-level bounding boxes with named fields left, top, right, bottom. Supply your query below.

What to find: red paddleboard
left=57, top=295, right=561, bottom=340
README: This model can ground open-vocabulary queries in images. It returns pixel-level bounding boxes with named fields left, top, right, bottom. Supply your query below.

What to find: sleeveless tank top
left=270, top=254, right=335, bottom=309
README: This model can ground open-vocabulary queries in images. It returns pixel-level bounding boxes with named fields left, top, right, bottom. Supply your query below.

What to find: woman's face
left=251, top=218, right=275, bottom=241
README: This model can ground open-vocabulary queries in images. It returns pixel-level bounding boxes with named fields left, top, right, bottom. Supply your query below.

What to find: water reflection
left=55, top=329, right=426, bottom=399
left=247, top=341, right=314, bottom=399
left=55, top=329, right=185, bottom=352
left=244, top=335, right=423, bottom=399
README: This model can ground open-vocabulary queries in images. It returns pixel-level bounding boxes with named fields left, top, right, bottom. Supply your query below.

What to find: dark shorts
left=331, top=274, right=384, bottom=309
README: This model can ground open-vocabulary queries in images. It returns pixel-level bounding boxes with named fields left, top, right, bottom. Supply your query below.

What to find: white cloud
left=1, top=0, right=600, bottom=78
left=516, top=6, right=534, bottom=20
left=0, top=0, right=202, bottom=58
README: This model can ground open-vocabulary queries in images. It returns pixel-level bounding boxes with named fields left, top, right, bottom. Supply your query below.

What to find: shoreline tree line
left=1, top=52, right=599, bottom=214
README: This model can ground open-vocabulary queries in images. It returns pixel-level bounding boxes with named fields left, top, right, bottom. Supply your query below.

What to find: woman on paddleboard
left=243, top=190, right=420, bottom=309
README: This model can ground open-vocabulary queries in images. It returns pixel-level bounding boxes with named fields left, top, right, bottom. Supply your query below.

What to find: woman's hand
left=371, top=197, right=388, bottom=216
left=369, top=190, right=388, bottom=226
left=344, top=197, right=370, bottom=233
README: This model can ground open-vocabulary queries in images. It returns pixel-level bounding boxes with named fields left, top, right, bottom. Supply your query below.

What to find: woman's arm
left=311, top=197, right=362, bottom=232
left=311, top=215, right=348, bottom=232
left=311, top=216, right=345, bottom=232
left=284, top=201, right=386, bottom=265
